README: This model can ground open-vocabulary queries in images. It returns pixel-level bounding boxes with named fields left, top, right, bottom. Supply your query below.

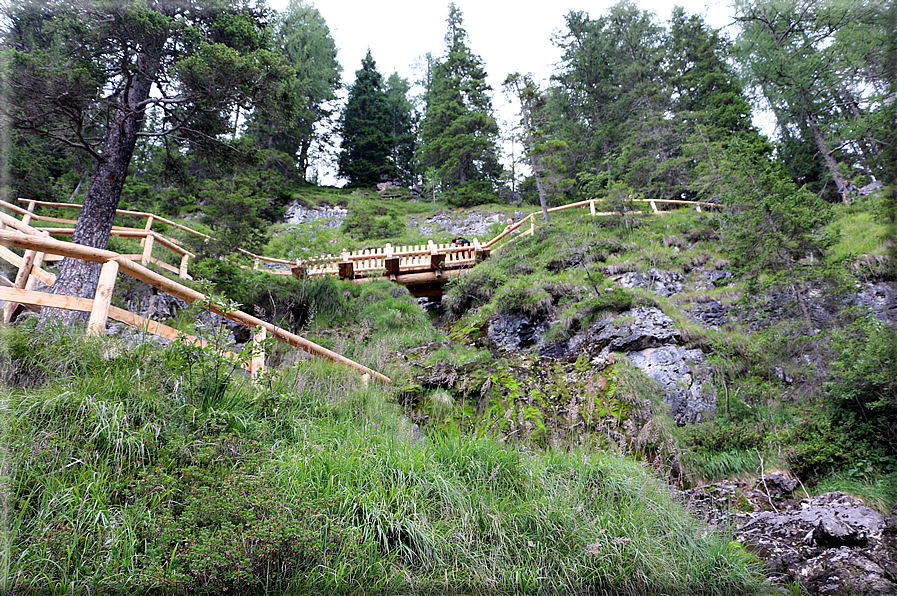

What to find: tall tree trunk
left=41, top=58, right=156, bottom=326
left=520, top=110, right=550, bottom=223
left=798, top=92, right=846, bottom=202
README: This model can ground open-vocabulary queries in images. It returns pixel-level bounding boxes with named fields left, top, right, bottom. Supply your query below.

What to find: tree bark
left=797, top=91, right=846, bottom=202
left=41, top=54, right=158, bottom=326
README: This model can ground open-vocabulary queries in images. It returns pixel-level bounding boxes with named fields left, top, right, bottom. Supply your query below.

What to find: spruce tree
left=419, top=3, right=501, bottom=206
left=385, top=73, right=418, bottom=186
left=338, top=50, right=394, bottom=187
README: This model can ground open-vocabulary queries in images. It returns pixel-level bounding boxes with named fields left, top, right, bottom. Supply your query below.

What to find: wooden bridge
left=287, top=197, right=722, bottom=299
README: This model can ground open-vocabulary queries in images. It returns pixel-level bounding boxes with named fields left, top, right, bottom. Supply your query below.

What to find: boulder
left=615, top=268, right=684, bottom=297
left=689, top=300, right=729, bottom=327
left=540, top=308, right=712, bottom=425
left=626, top=345, right=713, bottom=424
left=733, top=492, right=897, bottom=595
left=487, top=314, right=546, bottom=351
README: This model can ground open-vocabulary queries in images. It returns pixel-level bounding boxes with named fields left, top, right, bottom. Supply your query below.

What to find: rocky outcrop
left=487, top=314, right=547, bottom=351
left=627, top=346, right=713, bottom=424
left=738, top=493, right=897, bottom=595
left=614, top=268, right=684, bottom=297
left=284, top=202, right=347, bottom=228
left=688, top=300, right=729, bottom=327
left=857, top=281, right=897, bottom=328
left=538, top=307, right=713, bottom=424
left=683, top=483, right=897, bottom=595
left=409, top=209, right=527, bottom=238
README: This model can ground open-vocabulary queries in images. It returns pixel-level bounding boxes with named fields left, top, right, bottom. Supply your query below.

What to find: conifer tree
left=385, top=73, right=418, bottom=186
left=338, top=50, right=394, bottom=187
left=248, top=0, right=341, bottom=178
left=419, top=3, right=501, bottom=206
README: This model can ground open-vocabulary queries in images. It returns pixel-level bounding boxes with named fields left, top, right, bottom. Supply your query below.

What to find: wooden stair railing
left=0, top=228, right=391, bottom=385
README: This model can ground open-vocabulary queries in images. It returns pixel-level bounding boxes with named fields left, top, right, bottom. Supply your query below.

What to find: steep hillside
left=2, top=188, right=895, bottom=595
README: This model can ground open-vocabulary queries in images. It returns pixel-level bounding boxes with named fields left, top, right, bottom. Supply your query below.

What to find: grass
left=813, top=473, right=897, bottom=514
left=0, top=324, right=765, bottom=594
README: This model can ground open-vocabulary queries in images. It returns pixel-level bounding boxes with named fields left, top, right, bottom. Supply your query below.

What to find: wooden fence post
left=23, top=233, right=48, bottom=292
left=21, top=201, right=36, bottom=226
left=2, top=248, right=37, bottom=323
left=590, top=200, right=596, bottom=216
left=141, top=233, right=155, bottom=265
left=87, top=259, right=119, bottom=336
left=179, top=254, right=190, bottom=279
left=650, top=200, right=658, bottom=213
left=140, top=215, right=154, bottom=249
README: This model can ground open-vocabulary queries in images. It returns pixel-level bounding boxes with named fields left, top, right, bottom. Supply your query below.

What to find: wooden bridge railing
left=483, top=197, right=723, bottom=252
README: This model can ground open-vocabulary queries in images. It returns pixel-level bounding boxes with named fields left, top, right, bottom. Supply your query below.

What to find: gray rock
left=708, top=269, right=732, bottom=286
left=626, top=345, right=713, bottom=424
left=734, top=492, right=897, bottom=595
left=858, top=180, right=885, bottom=196
left=139, top=292, right=189, bottom=321
left=284, top=202, right=347, bottom=228
left=410, top=209, right=527, bottom=238
left=539, top=308, right=713, bottom=425
left=759, top=473, right=799, bottom=498
left=689, top=300, right=729, bottom=327
left=856, top=282, right=897, bottom=328
left=488, top=314, right=545, bottom=351
left=616, top=268, right=684, bottom=297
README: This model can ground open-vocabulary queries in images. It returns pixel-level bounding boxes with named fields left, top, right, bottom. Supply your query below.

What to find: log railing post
left=86, top=259, right=119, bottom=336
left=650, top=200, right=658, bottom=213
left=179, top=254, right=190, bottom=279
left=140, top=215, right=154, bottom=248
left=590, top=200, right=596, bottom=216
left=21, top=200, right=36, bottom=226
left=141, top=233, right=155, bottom=265
left=23, top=232, right=49, bottom=292
left=2, top=248, right=37, bottom=322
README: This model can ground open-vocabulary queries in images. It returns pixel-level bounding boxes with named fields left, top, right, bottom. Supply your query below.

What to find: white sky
left=266, top=0, right=747, bottom=184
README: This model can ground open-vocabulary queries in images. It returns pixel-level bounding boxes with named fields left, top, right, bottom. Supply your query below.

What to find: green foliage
left=385, top=73, right=418, bottom=186
left=418, top=4, right=502, bottom=206
left=443, top=260, right=507, bottom=318
left=189, top=259, right=347, bottom=332
left=246, top=0, right=342, bottom=176
left=2, top=330, right=764, bottom=593
left=825, top=314, right=897, bottom=462
left=341, top=199, right=406, bottom=241
left=193, top=169, right=289, bottom=256
left=721, top=136, right=837, bottom=299
left=338, top=50, right=395, bottom=186
left=492, top=278, right=552, bottom=317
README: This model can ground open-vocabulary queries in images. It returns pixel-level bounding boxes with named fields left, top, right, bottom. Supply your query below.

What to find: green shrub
left=342, top=201, right=406, bottom=240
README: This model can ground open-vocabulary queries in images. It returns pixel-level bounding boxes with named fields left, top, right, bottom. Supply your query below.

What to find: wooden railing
left=0, top=212, right=390, bottom=384
left=483, top=197, right=723, bottom=252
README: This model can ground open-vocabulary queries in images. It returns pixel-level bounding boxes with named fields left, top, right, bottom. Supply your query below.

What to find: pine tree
left=385, top=73, right=418, bottom=186
left=419, top=3, right=501, bottom=206
left=338, top=50, right=394, bottom=187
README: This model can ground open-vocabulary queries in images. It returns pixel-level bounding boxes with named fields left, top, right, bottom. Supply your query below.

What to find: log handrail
left=0, top=229, right=391, bottom=385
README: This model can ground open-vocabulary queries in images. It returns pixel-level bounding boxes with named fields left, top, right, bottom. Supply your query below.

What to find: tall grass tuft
left=2, top=327, right=764, bottom=594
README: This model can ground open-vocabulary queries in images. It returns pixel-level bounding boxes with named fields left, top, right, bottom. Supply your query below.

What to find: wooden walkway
left=288, top=197, right=722, bottom=298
